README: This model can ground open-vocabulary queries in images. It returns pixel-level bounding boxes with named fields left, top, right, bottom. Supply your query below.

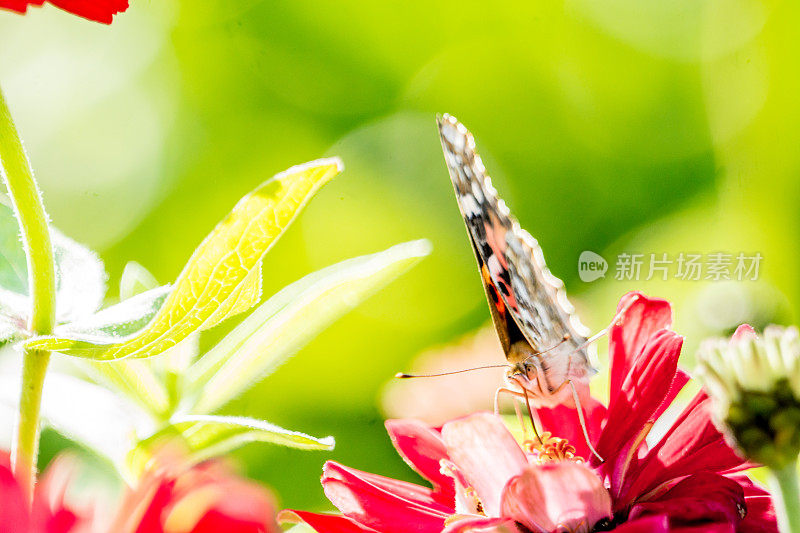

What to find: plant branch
left=0, top=86, right=57, bottom=503
left=769, top=462, right=800, bottom=533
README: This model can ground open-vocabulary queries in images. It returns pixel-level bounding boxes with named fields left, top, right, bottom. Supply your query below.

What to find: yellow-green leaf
left=25, top=158, right=342, bottom=360
left=126, top=415, right=334, bottom=477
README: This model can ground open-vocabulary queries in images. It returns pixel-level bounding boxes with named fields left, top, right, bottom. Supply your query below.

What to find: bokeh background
left=1, top=0, right=799, bottom=515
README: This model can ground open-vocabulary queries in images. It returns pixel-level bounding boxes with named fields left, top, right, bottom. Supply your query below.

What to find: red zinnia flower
left=107, top=454, right=281, bottom=533
left=280, top=292, right=778, bottom=532
left=0, top=451, right=92, bottom=533
left=0, top=0, right=129, bottom=24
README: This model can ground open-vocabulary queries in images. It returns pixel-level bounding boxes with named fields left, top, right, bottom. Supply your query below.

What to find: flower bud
left=697, top=325, right=800, bottom=469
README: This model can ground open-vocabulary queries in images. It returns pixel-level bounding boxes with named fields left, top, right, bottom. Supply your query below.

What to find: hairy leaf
left=25, top=158, right=342, bottom=359
left=186, top=239, right=432, bottom=413
left=119, top=261, right=159, bottom=301
left=127, top=415, right=334, bottom=476
left=0, top=200, right=107, bottom=329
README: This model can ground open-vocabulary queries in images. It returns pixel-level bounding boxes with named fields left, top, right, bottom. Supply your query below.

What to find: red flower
left=0, top=0, right=128, bottom=24
left=280, top=292, right=778, bottom=532
left=107, top=455, right=281, bottom=533
left=0, top=451, right=91, bottom=533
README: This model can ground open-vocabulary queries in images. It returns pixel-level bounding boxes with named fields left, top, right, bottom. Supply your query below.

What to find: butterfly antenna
left=395, top=364, right=509, bottom=379
left=566, top=296, right=641, bottom=357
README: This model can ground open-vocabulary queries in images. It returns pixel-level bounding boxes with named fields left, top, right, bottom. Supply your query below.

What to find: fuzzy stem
left=769, top=462, right=800, bottom=533
left=0, top=86, right=56, bottom=503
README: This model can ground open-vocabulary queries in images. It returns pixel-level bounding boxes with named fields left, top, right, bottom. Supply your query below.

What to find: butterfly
left=436, top=114, right=597, bottom=409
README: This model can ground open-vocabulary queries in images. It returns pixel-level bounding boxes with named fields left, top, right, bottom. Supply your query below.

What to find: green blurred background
left=2, top=0, right=800, bottom=514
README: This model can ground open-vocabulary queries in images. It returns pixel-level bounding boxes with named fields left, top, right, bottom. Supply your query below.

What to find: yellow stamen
left=524, top=431, right=580, bottom=463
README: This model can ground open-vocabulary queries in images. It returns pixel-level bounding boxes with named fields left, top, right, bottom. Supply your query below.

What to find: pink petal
left=628, top=473, right=745, bottom=526
left=442, top=516, right=524, bottom=533
left=609, top=292, right=673, bottom=399
left=500, top=463, right=611, bottom=533
left=594, top=329, right=683, bottom=467
left=651, top=369, right=690, bottom=423
left=0, top=453, right=29, bottom=531
left=619, top=392, right=747, bottom=506
left=537, top=395, right=607, bottom=461
left=278, top=510, right=380, bottom=532
left=731, top=324, right=758, bottom=343
left=322, top=462, right=448, bottom=533
left=385, top=419, right=455, bottom=505
left=441, top=413, right=528, bottom=517
left=612, top=515, right=670, bottom=533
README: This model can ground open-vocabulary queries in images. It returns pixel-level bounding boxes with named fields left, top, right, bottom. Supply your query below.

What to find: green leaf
left=59, top=285, right=171, bottom=339
left=119, top=261, right=159, bottom=301
left=0, top=371, right=149, bottom=467
left=80, top=358, right=171, bottom=419
left=185, top=239, right=432, bottom=413
left=24, top=158, right=342, bottom=359
left=0, top=200, right=107, bottom=328
left=127, top=415, right=334, bottom=476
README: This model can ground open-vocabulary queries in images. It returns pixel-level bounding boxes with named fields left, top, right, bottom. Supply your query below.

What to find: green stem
left=769, top=462, right=800, bottom=533
left=0, top=87, right=56, bottom=503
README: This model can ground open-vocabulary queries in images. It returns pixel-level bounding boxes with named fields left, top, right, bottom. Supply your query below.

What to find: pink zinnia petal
left=609, top=292, right=673, bottom=400
left=537, top=395, right=607, bottom=461
left=500, top=462, right=611, bottom=533
left=731, top=324, right=758, bottom=343
left=0, top=453, right=29, bottom=531
left=594, top=329, right=683, bottom=466
left=441, top=413, right=528, bottom=517
left=442, top=516, right=524, bottom=533
left=322, top=461, right=448, bottom=533
left=385, top=419, right=455, bottom=505
left=619, top=392, right=747, bottom=506
left=278, top=510, right=380, bottom=532
left=628, top=473, right=745, bottom=526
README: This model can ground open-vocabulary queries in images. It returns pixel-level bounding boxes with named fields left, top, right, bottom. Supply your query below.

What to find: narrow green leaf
left=81, top=359, right=171, bottom=419
left=24, top=158, right=342, bottom=360
left=127, top=415, right=334, bottom=476
left=185, top=239, right=432, bottom=413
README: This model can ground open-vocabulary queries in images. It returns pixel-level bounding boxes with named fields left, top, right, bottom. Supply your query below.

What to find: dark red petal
left=594, top=329, right=683, bottom=467
left=278, top=510, right=380, bottom=532
left=609, top=292, right=673, bottom=401
left=670, top=524, right=735, bottom=533
left=385, top=419, right=455, bottom=505
left=537, top=394, right=606, bottom=461
left=612, top=515, right=670, bottom=533
left=0, top=453, right=29, bottom=531
left=322, top=462, right=448, bottom=533
left=628, top=473, right=745, bottom=526
left=727, top=475, right=779, bottom=533
left=619, top=392, right=747, bottom=506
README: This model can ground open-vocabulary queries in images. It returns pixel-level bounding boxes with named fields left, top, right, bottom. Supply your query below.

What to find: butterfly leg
left=494, top=386, right=541, bottom=444
left=569, top=379, right=604, bottom=463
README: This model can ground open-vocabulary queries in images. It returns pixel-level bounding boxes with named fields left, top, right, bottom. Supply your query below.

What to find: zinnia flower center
left=525, top=432, right=580, bottom=463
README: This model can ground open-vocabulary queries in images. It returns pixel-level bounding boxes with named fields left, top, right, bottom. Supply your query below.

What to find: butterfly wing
left=437, top=114, right=595, bottom=386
